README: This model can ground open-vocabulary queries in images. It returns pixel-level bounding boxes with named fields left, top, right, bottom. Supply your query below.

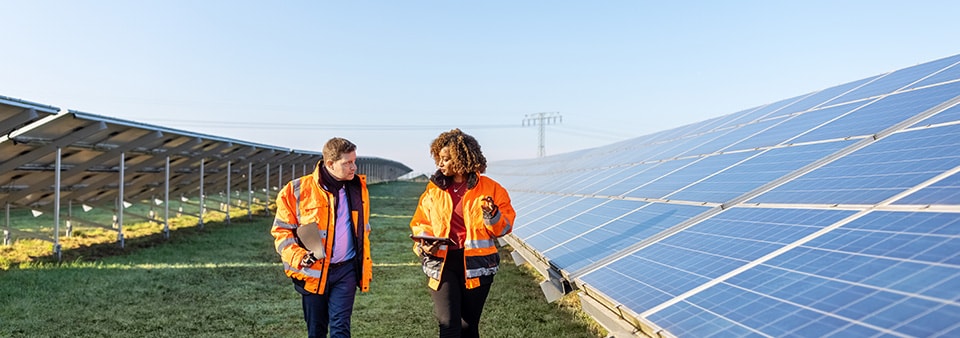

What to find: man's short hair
left=323, top=137, right=357, bottom=162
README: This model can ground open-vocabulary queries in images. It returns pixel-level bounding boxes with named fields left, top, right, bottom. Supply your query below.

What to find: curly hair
left=430, top=128, right=487, bottom=174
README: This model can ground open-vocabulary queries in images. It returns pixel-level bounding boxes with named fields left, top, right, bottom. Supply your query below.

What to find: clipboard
left=296, top=223, right=326, bottom=258
left=410, top=234, right=455, bottom=245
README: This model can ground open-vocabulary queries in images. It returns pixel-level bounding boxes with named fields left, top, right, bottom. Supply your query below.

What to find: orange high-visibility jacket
left=271, top=163, right=372, bottom=294
left=410, top=172, right=515, bottom=290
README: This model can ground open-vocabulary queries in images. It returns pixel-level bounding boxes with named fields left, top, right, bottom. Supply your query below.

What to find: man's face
left=326, top=150, right=357, bottom=181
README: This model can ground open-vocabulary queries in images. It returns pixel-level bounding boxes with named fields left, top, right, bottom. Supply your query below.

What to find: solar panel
left=490, top=53, right=960, bottom=337
left=625, top=151, right=755, bottom=200
left=680, top=118, right=781, bottom=156
left=752, top=123, right=960, bottom=205
left=792, top=81, right=960, bottom=144
left=770, top=76, right=881, bottom=118
left=549, top=202, right=709, bottom=273
left=648, top=210, right=960, bottom=337
left=728, top=101, right=867, bottom=151
left=896, top=171, right=960, bottom=205
left=669, top=141, right=851, bottom=203
left=912, top=100, right=960, bottom=127
left=1, top=99, right=413, bottom=251
left=595, top=160, right=684, bottom=197
left=904, top=54, right=960, bottom=90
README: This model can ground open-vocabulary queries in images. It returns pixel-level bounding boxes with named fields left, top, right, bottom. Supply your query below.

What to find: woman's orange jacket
left=271, top=163, right=372, bottom=294
left=410, top=173, right=516, bottom=290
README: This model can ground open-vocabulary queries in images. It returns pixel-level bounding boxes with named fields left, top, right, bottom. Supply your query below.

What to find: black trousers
left=429, top=249, right=493, bottom=338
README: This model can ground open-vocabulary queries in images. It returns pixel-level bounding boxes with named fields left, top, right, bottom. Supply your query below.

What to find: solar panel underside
left=490, top=53, right=960, bottom=337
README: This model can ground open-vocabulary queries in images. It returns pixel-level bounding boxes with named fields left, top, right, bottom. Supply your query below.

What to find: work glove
left=481, top=196, right=499, bottom=220
left=416, top=240, right=442, bottom=258
left=300, top=251, right=318, bottom=269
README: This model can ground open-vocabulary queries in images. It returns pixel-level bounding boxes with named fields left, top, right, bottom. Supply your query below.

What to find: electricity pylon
left=522, top=112, right=562, bottom=157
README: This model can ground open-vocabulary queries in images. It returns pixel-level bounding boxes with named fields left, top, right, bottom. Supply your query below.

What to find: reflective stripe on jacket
left=410, top=172, right=516, bottom=290
left=271, top=162, right=372, bottom=294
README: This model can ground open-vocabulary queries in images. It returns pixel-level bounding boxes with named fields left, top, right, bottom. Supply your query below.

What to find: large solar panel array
left=1, top=94, right=412, bottom=254
left=490, top=54, right=960, bottom=337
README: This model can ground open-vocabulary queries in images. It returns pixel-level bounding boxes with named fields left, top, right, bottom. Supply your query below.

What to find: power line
left=137, top=119, right=522, bottom=131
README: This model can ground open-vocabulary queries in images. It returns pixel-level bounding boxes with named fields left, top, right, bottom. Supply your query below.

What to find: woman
left=410, top=128, right=517, bottom=338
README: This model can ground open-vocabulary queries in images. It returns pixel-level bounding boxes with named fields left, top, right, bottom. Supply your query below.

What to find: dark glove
left=416, top=240, right=442, bottom=258
left=300, top=251, right=318, bottom=268
left=481, top=196, right=499, bottom=219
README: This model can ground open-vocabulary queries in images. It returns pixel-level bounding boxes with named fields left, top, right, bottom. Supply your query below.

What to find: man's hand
left=481, top=196, right=499, bottom=219
left=300, top=251, right=318, bottom=268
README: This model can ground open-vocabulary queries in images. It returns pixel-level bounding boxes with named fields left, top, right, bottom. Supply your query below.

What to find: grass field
left=0, top=180, right=604, bottom=337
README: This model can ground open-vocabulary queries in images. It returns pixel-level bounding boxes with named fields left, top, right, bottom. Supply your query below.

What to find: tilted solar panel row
left=490, top=53, right=960, bottom=337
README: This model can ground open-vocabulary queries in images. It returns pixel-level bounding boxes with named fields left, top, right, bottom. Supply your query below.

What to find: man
left=271, top=137, right=372, bottom=338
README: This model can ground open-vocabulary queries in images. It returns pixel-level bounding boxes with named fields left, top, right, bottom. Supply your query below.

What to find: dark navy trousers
left=299, top=261, right=357, bottom=338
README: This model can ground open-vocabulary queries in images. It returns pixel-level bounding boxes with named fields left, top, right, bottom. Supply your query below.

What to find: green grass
left=0, top=193, right=270, bottom=269
left=0, top=181, right=605, bottom=337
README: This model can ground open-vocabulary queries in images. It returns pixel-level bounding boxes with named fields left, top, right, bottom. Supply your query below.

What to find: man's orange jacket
left=271, top=163, right=372, bottom=294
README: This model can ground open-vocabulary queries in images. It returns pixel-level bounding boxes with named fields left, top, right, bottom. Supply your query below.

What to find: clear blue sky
left=2, top=1, right=958, bottom=175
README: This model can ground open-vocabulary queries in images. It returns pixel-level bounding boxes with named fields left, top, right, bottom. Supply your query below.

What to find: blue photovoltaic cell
left=669, top=141, right=850, bottom=203
left=509, top=191, right=552, bottom=216
left=680, top=119, right=781, bottom=157
left=572, top=165, right=646, bottom=195
left=648, top=211, right=960, bottom=337
left=707, top=94, right=812, bottom=132
left=578, top=208, right=854, bottom=315
left=680, top=116, right=735, bottom=138
left=642, top=132, right=725, bottom=161
left=766, top=76, right=880, bottom=120
left=655, top=122, right=703, bottom=140
left=547, top=202, right=707, bottom=273
left=527, top=172, right=565, bottom=193
left=498, top=175, right=537, bottom=191
left=597, top=158, right=695, bottom=197
left=718, top=105, right=768, bottom=128
left=905, top=54, right=960, bottom=89
left=525, top=199, right=650, bottom=270
left=546, top=170, right=606, bottom=194
left=793, top=81, right=960, bottom=144
left=511, top=196, right=582, bottom=238
left=752, top=123, right=960, bottom=205
left=911, top=101, right=960, bottom=127
left=513, top=198, right=605, bottom=251
left=896, top=171, right=960, bottom=205
left=625, top=151, right=754, bottom=199
left=727, top=101, right=866, bottom=151
left=823, top=56, right=958, bottom=106
left=599, top=144, right=660, bottom=167
left=521, top=197, right=608, bottom=252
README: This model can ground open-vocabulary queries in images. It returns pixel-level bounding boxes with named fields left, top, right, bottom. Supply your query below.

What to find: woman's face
left=437, top=146, right=459, bottom=176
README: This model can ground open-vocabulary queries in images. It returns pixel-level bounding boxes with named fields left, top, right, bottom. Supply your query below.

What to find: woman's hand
left=417, top=239, right=443, bottom=257
left=481, top=196, right=499, bottom=219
